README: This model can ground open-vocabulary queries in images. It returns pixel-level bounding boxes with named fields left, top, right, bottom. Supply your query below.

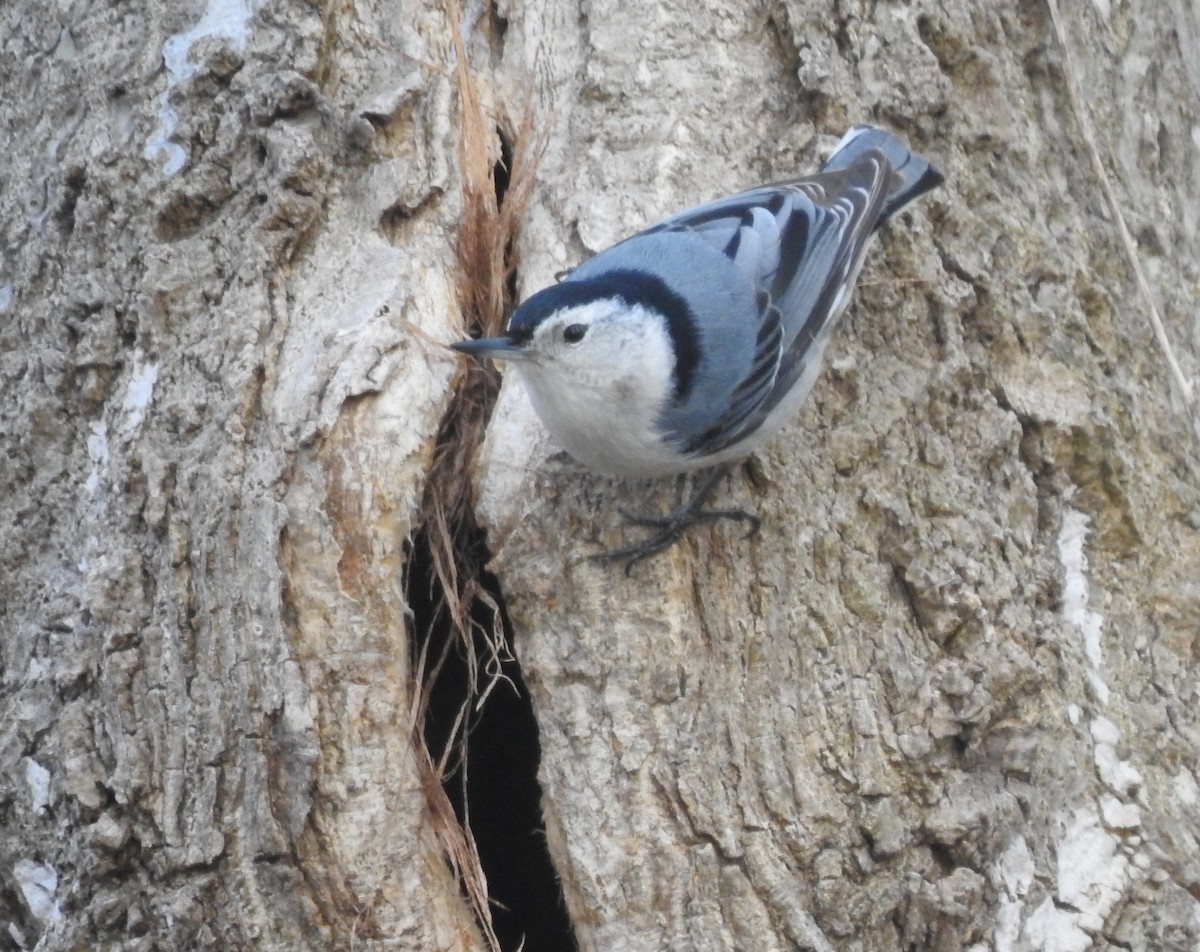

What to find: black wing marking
left=668, top=154, right=892, bottom=456
left=682, top=291, right=783, bottom=454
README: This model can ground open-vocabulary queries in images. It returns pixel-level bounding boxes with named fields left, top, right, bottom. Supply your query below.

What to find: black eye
left=562, top=323, right=587, bottom=343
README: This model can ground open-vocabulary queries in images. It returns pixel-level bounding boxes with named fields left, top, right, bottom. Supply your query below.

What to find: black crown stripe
left=507, top=268, right=701, bottom=402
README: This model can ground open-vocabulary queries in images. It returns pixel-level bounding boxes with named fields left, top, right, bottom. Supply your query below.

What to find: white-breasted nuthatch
left=453, top=125, right=943, bottom=571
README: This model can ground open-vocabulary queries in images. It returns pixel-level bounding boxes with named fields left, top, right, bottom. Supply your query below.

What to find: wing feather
left=563, top=150, right=896, bottom=459
left=656, top=155, right=892, bottom=456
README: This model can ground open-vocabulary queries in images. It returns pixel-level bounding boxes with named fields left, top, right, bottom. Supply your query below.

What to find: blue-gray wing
left=638, top=152, right=895, bottom=456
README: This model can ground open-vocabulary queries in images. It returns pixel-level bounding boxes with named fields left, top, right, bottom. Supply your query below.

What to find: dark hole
left=493, top=127, right=520, bottom=307
left=493, top=127, right=514, bottom=207
left=406, top=523, right=578, bottom=952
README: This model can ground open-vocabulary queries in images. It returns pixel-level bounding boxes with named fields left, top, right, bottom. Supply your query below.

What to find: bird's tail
left=822, top=125, right=944, bottom=220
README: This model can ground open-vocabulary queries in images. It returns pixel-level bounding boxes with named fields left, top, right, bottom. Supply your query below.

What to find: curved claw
left=593, top=513, right=761, bottom=574
left=588, top=465, right=763, bottom=574
left=734, top=511, right=762, bottom=539
left=615, top=509, right=673, bottom=530
left=588, top=531, right=686, bottom=576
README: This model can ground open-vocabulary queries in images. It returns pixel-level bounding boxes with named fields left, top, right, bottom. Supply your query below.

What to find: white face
left=507, top=298, right=685, bottom=475
left=515, top=299, right=670, bottom=390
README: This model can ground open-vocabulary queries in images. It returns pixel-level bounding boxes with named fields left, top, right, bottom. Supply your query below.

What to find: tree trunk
left=2, top=0, right=1199, bottom=951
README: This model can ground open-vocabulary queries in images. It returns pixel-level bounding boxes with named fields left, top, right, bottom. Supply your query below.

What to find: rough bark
left=1, top=0, right=1198, bottom=951
left=1, top=0, right=476, bottom=948
left=480, top=2, right=1200, bottom=951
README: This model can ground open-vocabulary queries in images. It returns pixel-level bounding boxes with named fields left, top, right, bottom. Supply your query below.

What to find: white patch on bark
left=23, top=760, right=51, bottom=814
left=1057, top=503, right=1109, bottom=703
left=12, top=860, right=62, bottom=925
left=1016, top=531, right=1147, bottom=950
left=1023, top=897, right=1092, bottom=952
left=145, top=0, right=261, bottom=175
left=83, top=353, right=155, bottom=505
left=118, top=354, right=159, bottom=438
left=1056, top=808, right=1130, bottom=927
left=1021, top=807, right=1130, bottom=951
left=1099, top=794, right=1141, bottom=829
left=1090, top=716, right=1143, bottom=797
left=84, top=421, right=109, bottom=497
left=992, top=836, right=1034, bottom=952
left=1023, top=802, right=1149, bottom=951
left=1173, top=769, right=1199, bottom=805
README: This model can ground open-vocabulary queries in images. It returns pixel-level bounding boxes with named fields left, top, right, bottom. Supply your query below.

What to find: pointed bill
left=449, top=336, right=531, bottom=361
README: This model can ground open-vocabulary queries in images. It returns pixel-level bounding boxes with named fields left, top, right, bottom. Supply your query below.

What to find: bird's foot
left=588, top=467, right=760, bottom=575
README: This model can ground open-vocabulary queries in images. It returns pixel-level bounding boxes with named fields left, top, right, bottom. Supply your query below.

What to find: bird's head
left=450, top=269, right=699, bottom=404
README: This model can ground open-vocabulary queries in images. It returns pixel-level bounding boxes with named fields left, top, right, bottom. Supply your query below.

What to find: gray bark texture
left=1, top=0, right=1199, bottom=950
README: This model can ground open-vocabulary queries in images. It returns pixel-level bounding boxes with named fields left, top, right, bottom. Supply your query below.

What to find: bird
left=451, top=125, right=943, bottom=573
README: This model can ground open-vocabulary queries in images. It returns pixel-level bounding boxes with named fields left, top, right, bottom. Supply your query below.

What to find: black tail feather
left=822, top=125, right=944, bottom=220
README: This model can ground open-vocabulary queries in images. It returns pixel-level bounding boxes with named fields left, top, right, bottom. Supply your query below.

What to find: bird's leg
left=590, top=465, right=761, bottom=575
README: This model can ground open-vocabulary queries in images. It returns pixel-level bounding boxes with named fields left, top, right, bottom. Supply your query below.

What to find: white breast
left=525, top=378, right=682, bottom=476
